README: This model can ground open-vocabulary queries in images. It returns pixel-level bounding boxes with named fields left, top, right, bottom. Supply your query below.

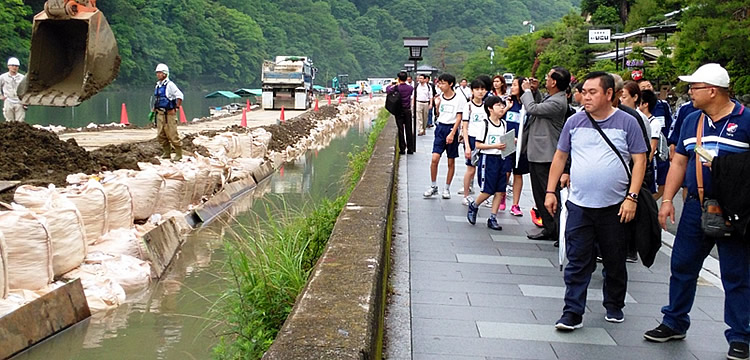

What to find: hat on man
left=678, top=63, right=730, bottom=88
left=7, top=57, right=20, bottom=66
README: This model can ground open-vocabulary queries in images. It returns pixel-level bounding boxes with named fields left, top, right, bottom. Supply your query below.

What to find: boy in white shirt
left=460, top=79, right=488, bottom=205
left=424, top=74, right=467, bottom=199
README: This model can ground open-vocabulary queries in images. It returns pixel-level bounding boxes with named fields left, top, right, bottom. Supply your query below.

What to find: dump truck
left=18, top=0, right=120, bottom=107
left=261, top=56, right=315, bottom=110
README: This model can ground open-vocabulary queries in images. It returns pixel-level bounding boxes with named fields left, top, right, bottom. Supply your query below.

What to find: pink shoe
left=510, top=204, right=523, bottom=216
left=499, top=194, right=506, bottom=211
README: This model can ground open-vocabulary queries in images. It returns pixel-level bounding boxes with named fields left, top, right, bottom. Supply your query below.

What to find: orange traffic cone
left=179, top=106, right=187, bottom=123
left=314, top=98, right=319, bottom=112
left=240, top=108, right=247, bottom=127
left=369, top=92, right=373, bottom=99
left=120, top=103, right=129, bottom=125
left=327, top=95, right=331, bottom=105
left=280, top=106, right=285, bottom=122
left=246, top=99, right=250, bottom=111
left=338, top=95, right=342, bottom=104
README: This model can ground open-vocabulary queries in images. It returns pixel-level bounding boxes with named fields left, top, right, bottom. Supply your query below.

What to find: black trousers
left=529, top=161, right=559, bottom=236
left=394, top=109, right=414, bottom=153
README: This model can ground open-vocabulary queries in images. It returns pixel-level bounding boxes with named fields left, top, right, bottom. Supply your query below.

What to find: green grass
left=213, top=109, right=389, bottom=359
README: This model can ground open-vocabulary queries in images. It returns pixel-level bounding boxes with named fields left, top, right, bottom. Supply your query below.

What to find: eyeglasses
left=688, top=84, right=715, bottom=91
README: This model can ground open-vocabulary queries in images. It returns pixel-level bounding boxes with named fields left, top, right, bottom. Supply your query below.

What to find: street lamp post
left=403, top=37, right=429, bottom=152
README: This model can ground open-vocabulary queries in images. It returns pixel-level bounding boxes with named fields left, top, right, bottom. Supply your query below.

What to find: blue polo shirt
left=676, top=100, right=749, bottom=197
left=668, top=101, right=698, bottom=145
left=654, top=99, right=673, bottom=138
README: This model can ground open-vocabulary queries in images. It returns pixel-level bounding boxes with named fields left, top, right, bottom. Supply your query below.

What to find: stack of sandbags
left=60, top=179, right=108, bottom=245
left=228, top=158, right=264, bottom=181
left=0, top=204, right=53, bottom=290
left=0, top=230, right=7, bottom=299
left=13, top=185, right=88, bottom=276
left=101, top=175, right=135, bottom=231
left=250, top=128, right=271, bottom=158
left=139, top=163, right=187, bottom=215
left=192, top=132, right=243, bottom=159
left=113, top=169, right=165, bottom=221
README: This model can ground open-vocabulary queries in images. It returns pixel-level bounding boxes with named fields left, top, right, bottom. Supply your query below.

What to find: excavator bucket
left=19, top=9, right=120, bottom=107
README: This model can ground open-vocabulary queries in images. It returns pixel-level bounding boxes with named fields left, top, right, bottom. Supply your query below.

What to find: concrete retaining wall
left=263, top=118, right=398, bottom=359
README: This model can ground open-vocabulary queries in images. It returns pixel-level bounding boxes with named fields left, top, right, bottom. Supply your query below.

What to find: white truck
left=262, top=56, right=316, bottom=110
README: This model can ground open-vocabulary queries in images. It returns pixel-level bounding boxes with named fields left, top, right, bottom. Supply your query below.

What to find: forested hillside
left=1, top=0, right=579, bottom=88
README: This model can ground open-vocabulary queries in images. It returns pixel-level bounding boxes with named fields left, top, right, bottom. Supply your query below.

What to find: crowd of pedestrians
left=389, top=62, right=750, bottom=360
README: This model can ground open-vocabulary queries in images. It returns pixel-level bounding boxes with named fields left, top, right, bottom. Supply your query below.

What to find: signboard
left=588, top=29, right=611, bottom=44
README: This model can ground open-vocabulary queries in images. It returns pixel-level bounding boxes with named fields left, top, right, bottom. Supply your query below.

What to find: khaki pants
left=416, top=101, right=430, bottom=134
left=156, top=109, right=180, bottom=148
left=3, top=102, right=25, bottom=122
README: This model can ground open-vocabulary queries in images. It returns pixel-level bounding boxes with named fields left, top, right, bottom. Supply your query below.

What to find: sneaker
left=423, top=186, right=438, bottom=198
left=510, top=205, right=523, bottom=216
left=487, top=217, right=503, bottom=231
left=643, top=324, right=686, bottom=343
left=499, top=193, right=507, bottom=211
left=555, top=312, right=583, bottom=331
left=483, top=198, right=492, bottom=208
left=457, top=188, right=465, bottom=195
left=462, top=196, right=474, bottom=206
left=605, top=308, right=624, bottom=323
left=530, top=208, right=544, bottom=228
left=728, top=342, right=750, bottom=360
left=626, top=253, right=639, bottom=263
left=467, top=202, right=478, bottom=225
left=442, top=189, right=451, bottom=199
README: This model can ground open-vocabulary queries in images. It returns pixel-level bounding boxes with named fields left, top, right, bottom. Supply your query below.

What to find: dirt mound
left=263, top=104, right=339, bottom=152
left=0, top=122, right=100, bottom=185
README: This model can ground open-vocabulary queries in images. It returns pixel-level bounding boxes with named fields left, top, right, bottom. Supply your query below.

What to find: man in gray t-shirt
left=544, top=72, right=648, bottom=331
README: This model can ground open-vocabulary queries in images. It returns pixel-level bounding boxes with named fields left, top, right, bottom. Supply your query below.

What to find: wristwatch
left=627, top=192, right=638, bottom=200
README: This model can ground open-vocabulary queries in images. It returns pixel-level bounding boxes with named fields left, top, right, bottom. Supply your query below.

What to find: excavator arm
left=18, top=0, right=120, bottom=107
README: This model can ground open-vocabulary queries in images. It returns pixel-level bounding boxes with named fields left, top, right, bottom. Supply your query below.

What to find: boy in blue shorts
left=467, top=96, right=513, bottom=230
left=460, top=79, right=489, bottom=205
left=424, top=73, right=467, bottom=199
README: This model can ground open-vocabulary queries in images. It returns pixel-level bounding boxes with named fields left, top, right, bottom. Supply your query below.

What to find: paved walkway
left=386, top=130, right=729, bottom=359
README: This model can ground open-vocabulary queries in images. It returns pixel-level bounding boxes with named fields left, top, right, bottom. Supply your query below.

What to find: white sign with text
left=589, top=29, right=611, bottom=43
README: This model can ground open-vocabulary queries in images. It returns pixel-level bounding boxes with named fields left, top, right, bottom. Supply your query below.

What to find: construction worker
left=0, top=57, right=26, bottom=122
left=153, top=63, right=184, bottom=161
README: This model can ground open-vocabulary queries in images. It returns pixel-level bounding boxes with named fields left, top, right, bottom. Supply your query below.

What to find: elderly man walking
left=153, top=63, right=184, bottom=161
left=0, top=57, right=26, bottom=122
left=644, top=63, right=750, bottom=360
left=521, top=66, right=571, bottom=240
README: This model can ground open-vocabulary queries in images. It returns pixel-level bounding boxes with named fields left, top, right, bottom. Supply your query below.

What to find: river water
left=13, top=116, right=374, bottom=360
left=22, top=88, right=241, bottom=128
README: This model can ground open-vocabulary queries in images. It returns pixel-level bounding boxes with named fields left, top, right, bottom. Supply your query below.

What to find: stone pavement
left=386, top=129, right=729, bottom=360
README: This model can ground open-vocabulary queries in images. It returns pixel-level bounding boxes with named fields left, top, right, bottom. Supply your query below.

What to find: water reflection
left=14, top=114, right=374, bottom=360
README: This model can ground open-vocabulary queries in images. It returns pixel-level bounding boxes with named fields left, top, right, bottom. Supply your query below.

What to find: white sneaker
left=483, top=198, right=492, bottom=207
left=442, top=189, right=451, bottom=199
left=423, top=186, right=438, bottom=198
left=462, top=196, right=474, bottom=206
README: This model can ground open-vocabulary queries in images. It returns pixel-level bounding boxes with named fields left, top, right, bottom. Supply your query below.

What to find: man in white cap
left=0, top=57, right=26, bottom=122
left=644, top=63, right=750, bottom=360
left=153, top=63, right=184, bottom=161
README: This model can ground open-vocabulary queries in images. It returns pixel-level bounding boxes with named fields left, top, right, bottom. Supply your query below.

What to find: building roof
left=611, top=24, right=678, bottom=41
left=233, top=88, right=262, bottom=97
left=205, top=90, right=241, bottom=99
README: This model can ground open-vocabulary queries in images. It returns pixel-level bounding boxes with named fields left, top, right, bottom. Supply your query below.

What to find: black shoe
left=643, top=324, right=686, bottom=343
left=399, top=150, right=406, bottom=155
left=467, top=202, right=478, bottom=225
left=407, top=150, right=414, bottom=154
left=487, top=217, right=503, bottom=230
left=527, top=231, right=555, bottom=240
left=555, top=312, right=583, bottom=331
left=626, top=253, right=638, bottom=263
left=604, top=308, right=624, bottom=323
left=729, top=342, right=750, bottom=360
left=553, top=240, right=559, bottom=248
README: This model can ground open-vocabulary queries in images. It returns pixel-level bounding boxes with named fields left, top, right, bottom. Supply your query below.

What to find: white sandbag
left=192, top=132, right=242, bottom=159
left=63, top=267, right=126, bottom=312
left=89, top=228, right=146, bottom=260
left=101, top=179, right=134, bottom=230
left=0, top=206, right=53, bottom=290
left=0, top=289, right=42, bottom=316
left=154, top=177, right=186, bottom=214
left=13, top=185, right=89, bottom=276
left=0, top=230, right=7, bottom=299
left=61, top=179, right=108, bottom=244
left=83, top=252, right=151, bottom=293
left=114, top=169, right=165, bottom=221
left=238, top=133, right=255, bottom=158
left=179, top=168, right=197, bottom=209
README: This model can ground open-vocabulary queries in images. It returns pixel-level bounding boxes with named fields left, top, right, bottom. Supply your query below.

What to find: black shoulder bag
left=584, top=111, right=661, bottom=267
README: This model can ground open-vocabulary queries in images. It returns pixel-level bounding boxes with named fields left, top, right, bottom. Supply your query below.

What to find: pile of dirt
left=0, top=122, right=100, bottom=186
left=91, top=134, right=210, bottom=171
left=262, top=104, right=339, bottom=152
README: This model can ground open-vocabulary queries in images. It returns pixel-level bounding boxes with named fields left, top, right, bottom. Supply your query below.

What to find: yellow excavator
left=18, top=0, right=120, bottom=107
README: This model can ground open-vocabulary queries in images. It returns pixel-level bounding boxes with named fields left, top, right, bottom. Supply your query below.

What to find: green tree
left=591, top=5, right=621, bottom=26
left=0, top=0, right=32, bottom=67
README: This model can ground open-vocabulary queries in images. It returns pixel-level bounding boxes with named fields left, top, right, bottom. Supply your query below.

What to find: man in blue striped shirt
left=644, top=63, right=750, bottom=360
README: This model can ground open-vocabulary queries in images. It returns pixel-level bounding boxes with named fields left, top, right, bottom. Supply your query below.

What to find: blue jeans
left=563, top=201, right=628, bottom=316
left=661, top=198, right=750, bottom=344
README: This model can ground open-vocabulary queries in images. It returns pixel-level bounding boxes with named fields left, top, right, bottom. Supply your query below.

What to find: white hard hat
left=155, top=63, right=169, bottom=75
left=7, top=57, right=20, bottom=66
